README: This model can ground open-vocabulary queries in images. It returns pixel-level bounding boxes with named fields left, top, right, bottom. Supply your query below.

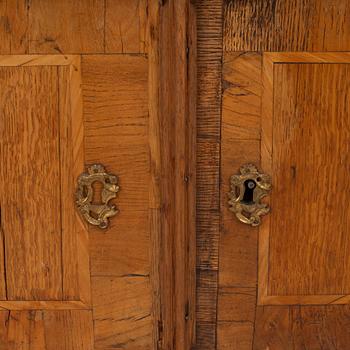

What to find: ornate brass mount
left=75, top=164, right=119, bottom=229
left=228, top=164, right=271, bottom=227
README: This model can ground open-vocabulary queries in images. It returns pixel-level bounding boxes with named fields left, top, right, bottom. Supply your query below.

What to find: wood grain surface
left=147, top=1, right=197, bottom=349
left=270, top=62, right=350, bottom=297
left=105, top=0, right=147, bottom=54
left=218, top=2, right=350, bottom=348
left=29, top=0, right=105, bottom=54
left=254, top=306, right=350, bottom=350
left=82, top=54, right=154, bottom=349
left=0, top=310, right=94, bottom=349
left=196, top=1, right=223, bottom=349
left=82, top=54, right=150, bottom=280
left=0, top=0, right=28, bottom=54
left=0, top=65, right=62, bottom=301
left=0, top=0, right=148, bottom=55
left=258, top=53, right=350, bottom=305
left=0, top=1, right=197, bottom=349
left=0, top=0, right=196, bottom=350
left=221, top=50, right=350, bottom=347
left=218, top=52, right=262, bottom=350
left=224, top=0, right=350, bottom=52
left=0, top=56, right=90, bottom=306
left=58, top=58, right=90, bottom=304
left=92, top=276, right=153, bottom=349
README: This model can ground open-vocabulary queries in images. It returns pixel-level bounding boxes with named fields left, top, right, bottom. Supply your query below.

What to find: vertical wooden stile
left=148, top=1, right=197, bottom=349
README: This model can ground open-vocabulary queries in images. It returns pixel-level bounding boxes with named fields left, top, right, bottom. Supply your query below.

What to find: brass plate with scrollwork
left=75, top=164, right=119, bottom=229
left=228, top=164, right=271, bottom=227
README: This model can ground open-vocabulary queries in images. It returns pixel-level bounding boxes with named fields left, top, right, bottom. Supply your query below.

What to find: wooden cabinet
left=2, top=1, right=350, bottom=349
left=0, top=2, right=195, bottom=349
left=197, top=1, right=350, bottom=349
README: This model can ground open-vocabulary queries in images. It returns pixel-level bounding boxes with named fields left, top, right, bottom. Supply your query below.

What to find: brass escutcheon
left=228, top=164, right=271, bottom=227
left=75, top=164, right=119, bottom=229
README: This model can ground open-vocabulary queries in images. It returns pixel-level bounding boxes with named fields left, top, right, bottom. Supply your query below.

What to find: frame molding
left=259, top=52, right=350, bottom=305
left=0, top=55, right=90, bottom=310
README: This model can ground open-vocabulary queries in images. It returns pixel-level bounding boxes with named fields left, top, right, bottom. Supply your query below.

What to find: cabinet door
left=0, top=55, right=152, bottom=350
left=196, top=1, right=350, bottom=349
left=0, top=2, right=196, bottom=349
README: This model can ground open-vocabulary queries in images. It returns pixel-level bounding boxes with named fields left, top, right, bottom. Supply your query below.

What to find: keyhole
left=92, top=181, right=103, bottom=205
left=242, top=179, right=256, bottom=204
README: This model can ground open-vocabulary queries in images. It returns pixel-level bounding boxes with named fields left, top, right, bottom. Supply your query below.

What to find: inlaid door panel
left=218, top=50, right=350, bottom=349
left=260, top=53, right=350, bottom=305
left=196, top=2, right=350, bottom=349
left=0, top=55, right=90, bottom=309
left=0, top=53, right=153, bottom=348
left=0, top=1, right=196, bottom=349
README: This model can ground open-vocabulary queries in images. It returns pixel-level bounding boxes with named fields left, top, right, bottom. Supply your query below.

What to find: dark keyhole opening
left=242, top=179, right=256, bottom=204
left=91, top=181, right=103, bottom=205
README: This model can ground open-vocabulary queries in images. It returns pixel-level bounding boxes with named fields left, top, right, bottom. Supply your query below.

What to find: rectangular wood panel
left=254, top=305, right=350, bottom=350
left=28, top=0, right=104, bottom=54
left=82, top=55, right=154, bottom=348
left=92, top=277, right=153, bottom=349
left=82, top=55, right=149, bottom=275
left=218, top=51, right=262, bottom=350
left=224, top=0, right=350, bottom=52
left=259, top=52, right=350, bottom=305
left=0, top=65, right=61, bottom=301
left=0, top=0, right=28, bottom=54
left=0, top=55, right=89, bottom=308
left=0, top=310, right=94, bottom=349
left=105, top=0, right=147, bottom=54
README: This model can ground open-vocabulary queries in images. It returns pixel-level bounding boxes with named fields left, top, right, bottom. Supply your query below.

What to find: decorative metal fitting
left=228, top=164, right=271, bottom=226
left=75, top=164, right=119, bottom=229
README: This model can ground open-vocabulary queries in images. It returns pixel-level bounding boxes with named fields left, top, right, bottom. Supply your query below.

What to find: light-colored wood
left=219, top=140, right=260, bottom=350
left=28, top=0, right=104, bottom=54
left=217, top=322, right=254, bottom=350
left=258, top=295, right=350, bottom=306
left=0, top=55, right=89, bottom=307
left=254, top=306, right=350, bottom=350
left=0, top=55, right=78, bottom=66
left=222, top=52, right=261, bottom=141
left=224, top=0, right=350, bottom=52
left=220, top=50, right=350, bottom=348
left=42, top=311, right=94, bottom=350
left=270, top=63, right=350, bottom=296
left=220, top=141, right=260, bottom=288
left=92, top=276, right=153, bottom=349
left=217, top=3, right=350, bottom=349
left=265, top=51, right=350, bottom=63
left=82, top=54, right=154, bottom=347
left=59, top=57, right=90, bottom=304
left=89, top=211, right=149, bottom=277
left=82, top=54, right=150, bottom=276
left=217, top=52, right=262, bottom=350
left=105, top=0, right=147, bottom=54
left=218, top=287, right=256, bottom=323
left=258, top=52, right=274, bottom=306
left=0, top=2, right=197, bottom=348
left=259, top=52, right=350, bottom=305
left=0, top=65, right=62, bottom=300
left=0, top=301, right=90, bottom=311
left=0, top=310, right=94, bottom=349
left=0, top=0, right=28, bottom=54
